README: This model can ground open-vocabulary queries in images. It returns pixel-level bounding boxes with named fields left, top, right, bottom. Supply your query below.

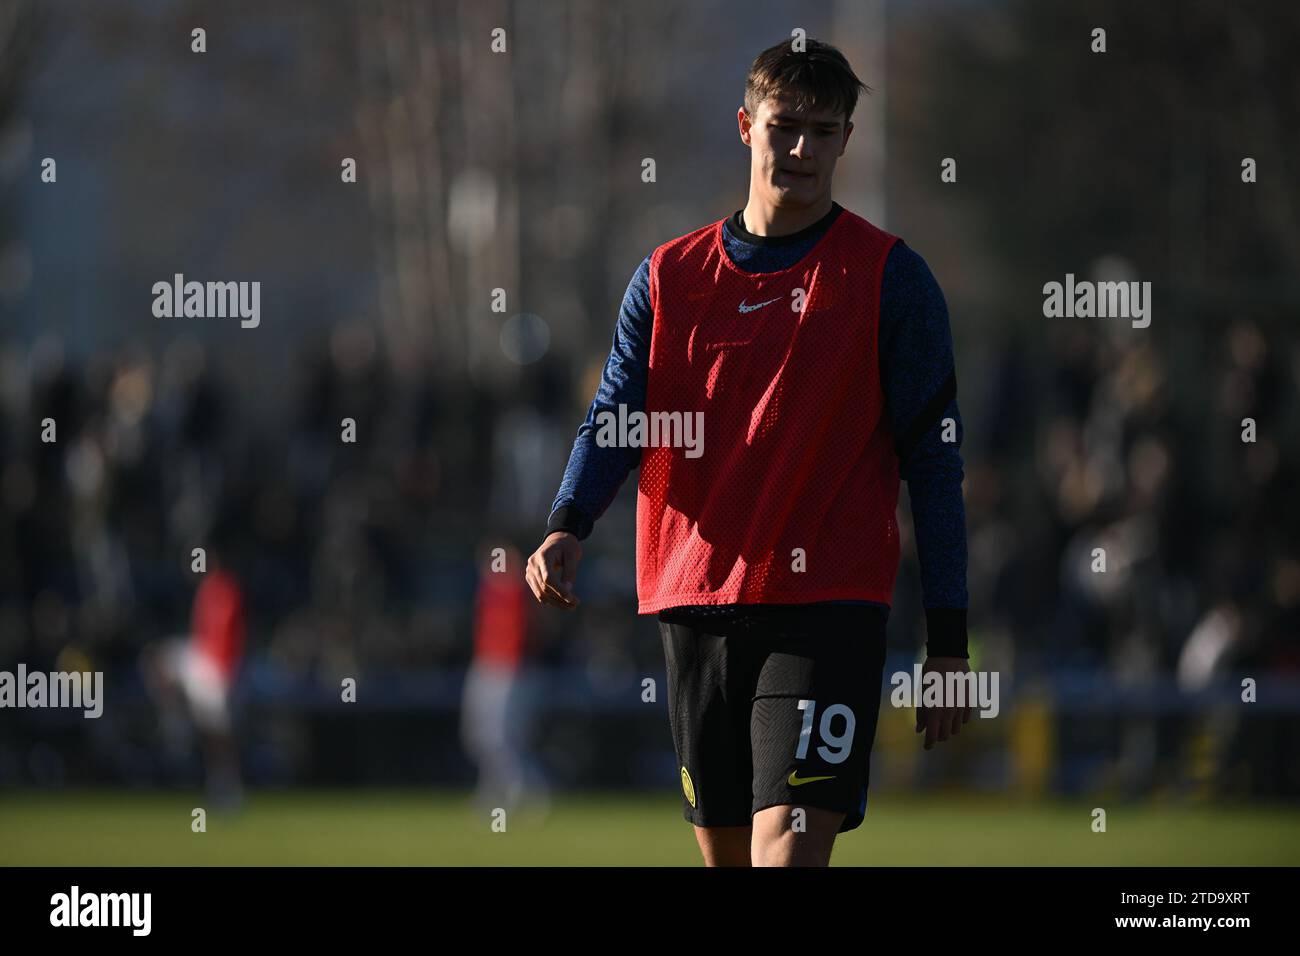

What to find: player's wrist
left=923, top=607, right=969, bottom=659
left=546, top=503, right=592, bottom=541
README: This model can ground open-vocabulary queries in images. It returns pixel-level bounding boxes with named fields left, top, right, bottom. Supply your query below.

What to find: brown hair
left=744, top=38, right=870, bottom=126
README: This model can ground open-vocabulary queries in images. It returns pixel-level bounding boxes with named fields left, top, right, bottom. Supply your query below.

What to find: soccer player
left=460, top=539, right=550, bottom=816
left=526, top=38, right=972, bottom=866
left=143, top=541, right=246, bottom=811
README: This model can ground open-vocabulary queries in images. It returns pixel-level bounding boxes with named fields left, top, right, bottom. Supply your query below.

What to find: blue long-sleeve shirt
left=547, top=202, right=970, bottom=656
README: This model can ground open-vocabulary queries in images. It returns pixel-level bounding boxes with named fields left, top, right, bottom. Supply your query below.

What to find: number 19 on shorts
left=795, top=699, right=856, bottom=764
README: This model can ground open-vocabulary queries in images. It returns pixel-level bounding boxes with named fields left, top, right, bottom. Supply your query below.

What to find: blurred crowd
left=1, top=313, right=1297, bottom=692
left=1, top=303, right=1298, bottom=797
left=0, top=324, right=569, bottom=681
left=960, top=317, right=1300, bottom=689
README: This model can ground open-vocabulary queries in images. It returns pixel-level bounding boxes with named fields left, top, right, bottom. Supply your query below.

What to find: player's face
left=742, top=95, right=851, bottom=207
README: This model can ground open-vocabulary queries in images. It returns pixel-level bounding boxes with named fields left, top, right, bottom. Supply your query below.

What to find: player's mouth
left=777, top=168, right=815, bottom=183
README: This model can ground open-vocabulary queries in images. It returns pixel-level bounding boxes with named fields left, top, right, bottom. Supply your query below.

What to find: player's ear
left=738, top=106, right=753, bottom=145
left=841, top=120, right=854, bottom=154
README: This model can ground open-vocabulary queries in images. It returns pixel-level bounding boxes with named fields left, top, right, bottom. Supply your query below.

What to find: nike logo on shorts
left=788, top=771, right=836, bottom=786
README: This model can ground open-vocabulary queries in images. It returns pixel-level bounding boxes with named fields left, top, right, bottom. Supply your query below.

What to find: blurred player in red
left=460, top=539, right=550, bottom=815
left=144, top=543, right=246, bottom=811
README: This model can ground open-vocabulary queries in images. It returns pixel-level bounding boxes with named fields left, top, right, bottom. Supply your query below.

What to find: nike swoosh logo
left=737, top=296, right=781, bottom=314
left=788, top=771, right=836, bottom=786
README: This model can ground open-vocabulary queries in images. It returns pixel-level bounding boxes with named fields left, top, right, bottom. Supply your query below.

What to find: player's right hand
left=525, top=531, right=582, bottom=609
left=915, top=656, right=974, bottom=750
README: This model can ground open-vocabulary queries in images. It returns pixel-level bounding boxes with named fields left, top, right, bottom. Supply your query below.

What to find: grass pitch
left=1, top=790, right=1297, bottom=866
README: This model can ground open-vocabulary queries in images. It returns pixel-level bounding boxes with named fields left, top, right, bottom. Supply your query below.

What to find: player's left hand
left=915, top=656, right=973, bottom=751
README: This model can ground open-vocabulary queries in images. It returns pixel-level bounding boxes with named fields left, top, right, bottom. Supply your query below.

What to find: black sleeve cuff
left=547, top=504, right=593, bottom=541
left=924, top=608, right=969, bottom=659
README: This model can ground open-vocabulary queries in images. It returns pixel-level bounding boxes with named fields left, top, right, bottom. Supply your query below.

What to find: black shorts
left=658, top=604, right=888, bottom=834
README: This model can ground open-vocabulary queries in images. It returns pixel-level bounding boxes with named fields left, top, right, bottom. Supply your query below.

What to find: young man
left=526, top=38, right=972, bottom=866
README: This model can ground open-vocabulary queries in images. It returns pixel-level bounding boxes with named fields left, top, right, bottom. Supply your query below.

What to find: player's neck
left=740, top=193, right=834, bottom=238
